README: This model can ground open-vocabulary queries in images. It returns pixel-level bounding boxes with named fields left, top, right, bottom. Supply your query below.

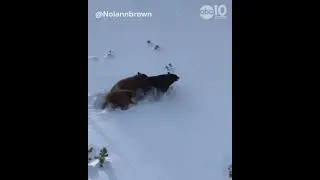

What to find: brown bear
left=110, top=72, right=148, bottom=92
left=141, top=72, right=180, bottom=99
left=101, top=89, right=137, bottom=110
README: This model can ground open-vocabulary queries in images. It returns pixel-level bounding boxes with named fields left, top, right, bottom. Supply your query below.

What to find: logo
left=200, top=4, right=227, bottom=20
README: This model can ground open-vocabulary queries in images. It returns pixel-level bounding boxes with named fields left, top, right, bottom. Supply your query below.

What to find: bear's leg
left=101, top=102, right=107, bottom=109
left=129, top=98, right=137, bottom=104
left=134, top=89, right=143, bottom=101
left=111, top=103, right=118, bottom=109
left=153, top=88, right=167, bottom=101
left=161, top=86, right=170, bottom=93
left=150, top=88, right=162, bottom=101
left=120, top=105, right=129, bottom=110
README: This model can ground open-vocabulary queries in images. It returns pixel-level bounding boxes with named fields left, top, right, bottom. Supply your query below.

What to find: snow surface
left=88, top=0, right=232, bottom=179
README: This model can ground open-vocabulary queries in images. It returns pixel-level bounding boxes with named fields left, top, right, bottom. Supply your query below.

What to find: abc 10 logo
left=200, top=5, right=227, bottom=20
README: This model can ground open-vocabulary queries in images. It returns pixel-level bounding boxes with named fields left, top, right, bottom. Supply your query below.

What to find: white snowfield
left=88, top=0, right=232, bottom=180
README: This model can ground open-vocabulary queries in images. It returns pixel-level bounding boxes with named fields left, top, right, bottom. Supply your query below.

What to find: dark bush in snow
left=228, top=163, right=232, bottom=178
left=88, top=145, right=108, bottom=167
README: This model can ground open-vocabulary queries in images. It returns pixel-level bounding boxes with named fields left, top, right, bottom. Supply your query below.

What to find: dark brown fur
left=101, top=90, right=136, bottom=110
left=142, top=72, right=180, bottom=94
left=110, top=72, right=148, bottom=92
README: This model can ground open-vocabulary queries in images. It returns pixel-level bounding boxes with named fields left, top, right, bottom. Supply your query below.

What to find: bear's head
left=167, top=72, right=180, bottom=82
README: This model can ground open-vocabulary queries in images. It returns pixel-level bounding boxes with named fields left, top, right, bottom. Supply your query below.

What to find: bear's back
left=110, top=73, right=148, bottom=92
left=147, top=74, right=177, bottom=88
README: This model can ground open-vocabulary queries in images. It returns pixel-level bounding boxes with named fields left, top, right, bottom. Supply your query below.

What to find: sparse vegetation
left=95, top=147, right=108, bottom=167
left=88, top=145, right=109, bottom=167
left=228, top=163, right=232, bottom=178
left=88, top=146, right=94, bottom=162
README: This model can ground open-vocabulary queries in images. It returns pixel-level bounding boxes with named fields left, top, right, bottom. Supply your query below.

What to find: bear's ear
left=138, top=72, right=141, bottom=75
left=167, top=72, right=171, bottom=74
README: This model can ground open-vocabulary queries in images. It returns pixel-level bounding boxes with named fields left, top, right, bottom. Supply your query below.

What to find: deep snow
left=88, top=0, right=232, bottom=179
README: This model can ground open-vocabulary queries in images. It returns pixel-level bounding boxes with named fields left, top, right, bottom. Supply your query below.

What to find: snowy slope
left=88, top=0, right=232, bottom=179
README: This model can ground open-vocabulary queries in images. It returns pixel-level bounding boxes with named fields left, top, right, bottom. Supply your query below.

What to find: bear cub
left=101, top=89, right=137, bottom=110
left=110, top=72, right=148, bottom=92
left=141, top=72, right=180, bottom=99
